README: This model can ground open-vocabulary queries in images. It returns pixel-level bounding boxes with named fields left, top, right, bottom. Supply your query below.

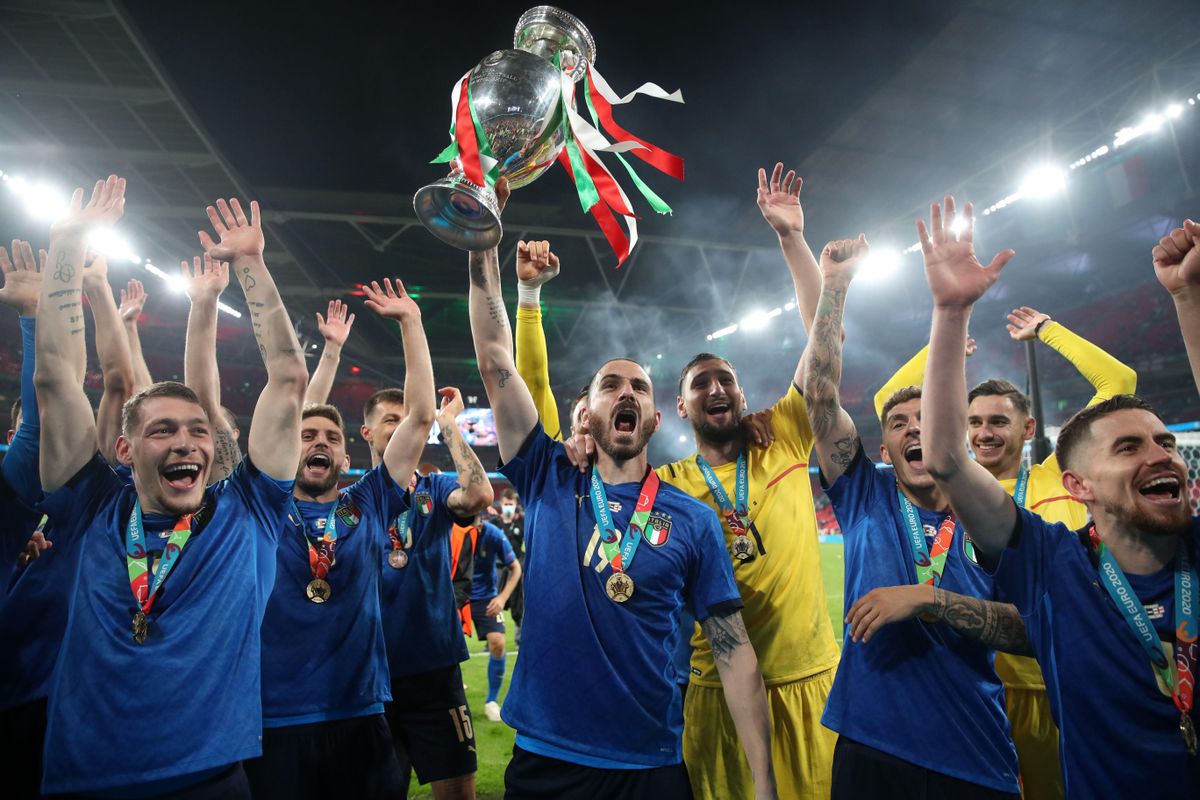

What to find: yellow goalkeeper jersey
left=658, top=385, right=841, bottom=687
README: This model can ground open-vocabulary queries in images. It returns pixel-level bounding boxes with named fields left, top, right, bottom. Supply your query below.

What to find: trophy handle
left=413, top=173, right=503, bottom=251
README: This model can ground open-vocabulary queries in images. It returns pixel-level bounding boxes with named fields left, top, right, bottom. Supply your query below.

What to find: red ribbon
left=586, top=68, right=685, bottom=181
left=558, top=150, right=631, bottom=266
left=454, top=73, right=485, bottom=187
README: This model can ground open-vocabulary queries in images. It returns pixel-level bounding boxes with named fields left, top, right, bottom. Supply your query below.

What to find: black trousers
left=831, top=736, right=1020, bottom=800
left=504, top=745, right=692, bottom=800
left=0, top=697, right=47, bottom=800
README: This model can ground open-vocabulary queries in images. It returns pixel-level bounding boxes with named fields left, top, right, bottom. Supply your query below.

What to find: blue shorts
left=470, top=598, right=506, bottom=640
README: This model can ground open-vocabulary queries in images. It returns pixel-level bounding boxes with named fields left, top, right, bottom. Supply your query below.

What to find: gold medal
left=388, top=549, right=409, bottom=569
left=131, top=610, right=148, bottom=644
left=1182, top=712, right=1197, bottom=756
left=306, top=578, right=332, bottom=603
left=605, top=572, right=634, bottom=603
left=731, top=534, right=755, bottom=561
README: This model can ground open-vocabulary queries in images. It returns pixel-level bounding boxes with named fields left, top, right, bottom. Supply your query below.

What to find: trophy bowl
left=414, top=7, right=596, bottom=251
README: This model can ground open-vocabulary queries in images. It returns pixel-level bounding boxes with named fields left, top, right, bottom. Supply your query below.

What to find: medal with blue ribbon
left=898, top=490, right=955, bottom=587
left=126, top=501, right=195, bottom=644
left=696, top=452, right=760, bottom=561
left=291, top=499, right=341, bottom=603
left=588, top=467, right=660, bottom=603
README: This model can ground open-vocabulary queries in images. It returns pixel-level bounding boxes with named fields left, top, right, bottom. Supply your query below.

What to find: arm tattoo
left=212, top=427, right=242, bottom=480
left=497, top=367, right=511, bottom=388
left=931, top=588, right=1032, bottom=656
left=53, top=251, right=75, bottom=283
left=700, top=610, right=750, bottom=665
left=804, top=280, right=858, bottom=455
left=486, top=296, right=509, bottom=330
left=469, top=251, right=495, bottom=289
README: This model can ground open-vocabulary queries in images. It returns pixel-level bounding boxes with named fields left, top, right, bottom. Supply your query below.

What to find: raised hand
left=515, top=239, right=560, bottom=287
left=81, top=250, right=110, bottom=294
left=1152, top=219, right=1200, bottom=296
left=198, top=198, right=264, bottom=263
left=0, top=240, right=44, bottom=316
left=757, top=163, right=805, bottom=237
left=181, top=253, right=230, bottom=303
left=437, top=386, right=465, bottom=429
left=495, top=177, right=511, bottom=215
left=918, top=196, right=1015, bottom=309
left=965, top=336, right=978, bottom=357
left=362, top=277, right=420, bottom=323
left=1006, top=306, right=1050, bottom=341
left=50, top=174, right=126, bottom=239
left=119, top=279, right=148, bottom=324
left=819, top=234, right=870, bottom=283
left=315, top=299, right=355, bottom=346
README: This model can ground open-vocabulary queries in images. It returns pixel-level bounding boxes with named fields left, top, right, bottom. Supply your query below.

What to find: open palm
left=198, top=198, right=264, bottom=262
left=918, top=196, right=1014, bottom=308
left=0, top=241, right=43, bottom=315
left=316, top=299, right=355, bottom=346
left=757, top=163, right=805, bottom=236
left=363, top=277, right=420, bottom=323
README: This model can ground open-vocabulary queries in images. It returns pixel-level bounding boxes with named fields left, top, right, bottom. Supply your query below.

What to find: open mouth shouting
left=704, top=398, right=734, bottom=426
left=903, top=442, right=925, bottom=471
left=304, top=451, right=333, bottom=477
left=612, top=405, right=639, bottom=435
left=161, top=461, right=204, bottom=492
left=1137, top=473, right=1183, bottom=506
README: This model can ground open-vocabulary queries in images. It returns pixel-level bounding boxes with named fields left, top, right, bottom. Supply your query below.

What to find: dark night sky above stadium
left=123, top=0, right=955, bottom=212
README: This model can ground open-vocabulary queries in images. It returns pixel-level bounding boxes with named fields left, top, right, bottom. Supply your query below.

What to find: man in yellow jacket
left=873, top=305, right=1136, bottom=800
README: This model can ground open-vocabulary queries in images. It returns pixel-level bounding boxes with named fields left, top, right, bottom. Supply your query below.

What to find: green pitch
left=407, top=541, right=846, bottom=799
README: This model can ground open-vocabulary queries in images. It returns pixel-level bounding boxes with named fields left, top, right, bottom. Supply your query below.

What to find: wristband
left=1033, top=318, right=1050, bottom=337
left=517, top=281, right=542, bottom=308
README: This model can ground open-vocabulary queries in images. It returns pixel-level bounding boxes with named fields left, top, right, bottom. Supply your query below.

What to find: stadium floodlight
left=1143, top=112, right=1166, bottom=132
left=4, top=176, right=69, bottom=221
left=784, top=301, right=796, bottom=311
left=88, top=228, right=141, bottom=264
left=1018, top=165, right=1068, bottom=199
left=145, top=262, right=188, bottom=294
left=861, top=248, right=901, bottom=279
left=707, top=323, right=738, bottom=341
left=678, top=434, right=687, bottom=443
left=739, top=307, right=782, bottom=332
left=949, top=215, right=969, bottom=236
left=1167, top=103, right=1184, bottom=118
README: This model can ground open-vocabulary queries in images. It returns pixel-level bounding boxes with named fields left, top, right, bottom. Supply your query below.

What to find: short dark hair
left=302, top=403, right=345, bottom=432
left=364, top=388, right=405, bottom=424
left=1056, top=394, right=1160, bottom=471
left=10, top=397, right=20, bottom=429
left=586, top=358, right=649, bottom=396
left=968, top=379, right=1031, bottom=417
left=880, top=386, right=923, bottom=431
left=122, top=382, right=205, bottom=437
left=501, top=487, right=518, bottom=501
left=678, top=352, right=736, bottom=394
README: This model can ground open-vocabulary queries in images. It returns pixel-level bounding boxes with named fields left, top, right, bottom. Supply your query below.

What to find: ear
left=879, top=443, right=893, bottom=466
left=5, top=429, right=13, bottom=445
left=115, top=434, right=134, bottom=466
left=652, top=409, right=662, bottom=433
left=1023, top=416, right=1037, bottom=442
left=736, top=387, right=748, bottom=413
left=1061, top=468, right=1094, bottom=503
left=676, top=395, right=687, bottom=420
left=359, top=423, right=372, bottom=444
left=341, top=453, right=351, bottom=473
left=580, top=406, right=591, bottom=433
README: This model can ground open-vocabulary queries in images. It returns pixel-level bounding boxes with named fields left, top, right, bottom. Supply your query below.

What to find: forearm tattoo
left=700, top=610, right=750, bottom=665
left=212, top=426, right=242, bottom=481
left=932, top=588, right=1032, bottom=656
left=805, top=282, right=857, bottom=452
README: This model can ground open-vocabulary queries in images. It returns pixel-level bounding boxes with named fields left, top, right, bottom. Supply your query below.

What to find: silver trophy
left=414, top=6, right=596, bottom=250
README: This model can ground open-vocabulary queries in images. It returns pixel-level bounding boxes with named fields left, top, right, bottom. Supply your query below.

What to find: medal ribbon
left=897, top=489, right=956, bottom=586
left=696, top=452, right=751, bottom=536
left=388, top=508, right=412, bottom=553
left=1090, top=528, right=1197, bottom=719
left=1013, top=465, right=1029, bottom=509
left=126, top=501, right=194, bottom=614
left=292, top=500, right=340, bottom=580
left=588, top=467, right=660, bottom=574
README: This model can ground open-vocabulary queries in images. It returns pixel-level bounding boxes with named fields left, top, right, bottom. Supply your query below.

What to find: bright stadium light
left=739, top=307, right=782, bottom=332
left=861, top=248, right=901, bottom=278
left=949, top=215, right=969, bottom=236
left=707, top=323, right=738, bottom=341
left=1143, top=112, right=1165, bottom=132
left=1166, top=103, right=1184, bottom=119
left=1018, top=165, right=1068, bottom=198
left=4, top=175, right=69, bottom=221
left=88, top=228, right=141, bottom=264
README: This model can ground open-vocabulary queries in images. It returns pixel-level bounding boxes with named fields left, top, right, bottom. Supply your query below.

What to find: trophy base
left=413, top=176, right=503, bottom=251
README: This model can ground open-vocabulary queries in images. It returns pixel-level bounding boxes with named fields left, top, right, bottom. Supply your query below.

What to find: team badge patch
left=962, top=532, right=979, bottom=564
left=414, top=492, right=434, bottom=516
left=336, top=501, right=362, bottom=527
left=643, top=510, right=672, bottom=547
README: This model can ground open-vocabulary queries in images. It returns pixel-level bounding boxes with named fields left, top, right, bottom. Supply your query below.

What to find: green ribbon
left=582, top=73, right=673, bottom=215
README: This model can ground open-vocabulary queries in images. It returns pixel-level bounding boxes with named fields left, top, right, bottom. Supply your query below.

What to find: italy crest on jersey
left=336, top=501, right=362, bottom=527
left=962, top=531, right=979, bottom=564
left=643, top=510, right=672, bottom=547
left=414, top=492, right=434, bottom=516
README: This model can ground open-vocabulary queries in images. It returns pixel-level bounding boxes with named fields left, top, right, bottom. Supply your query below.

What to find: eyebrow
left=147, top=417, right=209, bottom=428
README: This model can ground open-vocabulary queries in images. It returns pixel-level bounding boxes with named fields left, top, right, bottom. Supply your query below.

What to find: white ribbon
left=587, top=65, right=684, bottom=106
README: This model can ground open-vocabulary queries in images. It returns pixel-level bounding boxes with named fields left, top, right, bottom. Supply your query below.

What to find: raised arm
left=35, top=176, right=126, bottom=492
left=82, top=252, right=135, bottom=465
left=1006, top=305, right=1136, bottom=407
left=514, top=239, right=563, bottom=439
left=1152, top=219, right=1200, bottom=397
left=758, top=163, right=821, bottom=340
left=436, top=386, right=494, bottom=517
left=467, top=181, right=539, bottom=463
left=118, top=278, right=153, bottom=392
left=802, top=236, right=868, bottom=483
left=361, top=279, right=436, bottom=483
left=305, top=299, right=355, bottom=405
left=199, top=198, right=306, bottom=480
left=844, top=584, right=1032, bottom=655
left=0, top=241, right=45, bottom=502
left=182, top=253, right=241, bottom=482
left=918, top=196, right=1017, bottom=557
left=702, top=610, right=778, bottom=800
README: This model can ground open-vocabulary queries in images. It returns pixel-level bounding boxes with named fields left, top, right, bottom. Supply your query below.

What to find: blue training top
left=260, top=463, right=407, bottom=726
left=37, top=455, right=292, bottom=796
left=820, top=446, right=1020, bottom=793
left=379, top=472, right=472, bottom=678
left=471, top=520, right=516, bottom=601
left=990, top=509, right=1200, bottom=798
left=500, top=423, right=741, bottom=769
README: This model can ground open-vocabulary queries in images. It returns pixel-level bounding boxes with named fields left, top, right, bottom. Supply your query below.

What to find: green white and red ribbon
left=431, top=70, right=499, bottom=187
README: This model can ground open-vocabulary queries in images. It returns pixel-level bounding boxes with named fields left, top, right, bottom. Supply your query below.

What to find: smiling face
left=967, top=394, right=1034, bottom=476
left=1061, top=408, right=1191, bottom=537
left=585, top=359, right=661, bottom=462
left=116, top=396, right=213, bottom=516
left=879, top=397, right=937, bottom=494
left=297, top=414, right=350, bottom=498
left=677, top=357, right=746, bottom=444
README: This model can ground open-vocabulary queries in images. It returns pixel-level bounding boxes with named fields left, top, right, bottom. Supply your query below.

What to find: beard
left=592, top=413, right=656, bottom=462
left=296, top=468, right=340, bottom=497
left=692, top=408, right=743, bottom=445
left=1105, top=499, right=1192, bottom=539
